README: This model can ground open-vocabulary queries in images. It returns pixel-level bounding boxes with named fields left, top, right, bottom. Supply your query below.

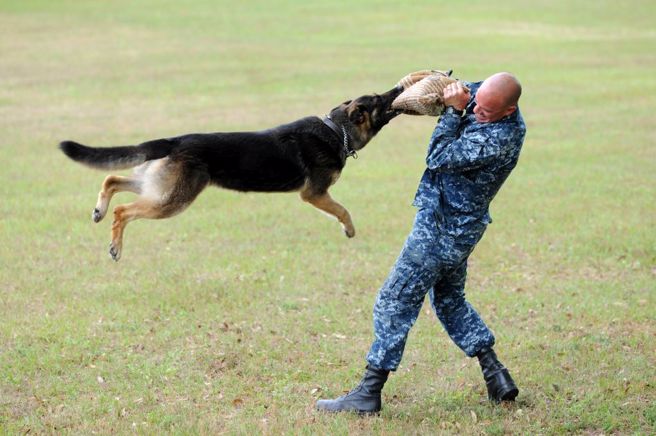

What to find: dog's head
left=328, top=86, right=403, bottom=152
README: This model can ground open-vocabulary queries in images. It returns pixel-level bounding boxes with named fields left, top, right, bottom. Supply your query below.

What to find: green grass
left=1, top=0, right=654, bottom=434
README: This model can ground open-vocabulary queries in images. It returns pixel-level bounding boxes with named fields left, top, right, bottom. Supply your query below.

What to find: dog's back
left=165, top=116, right=342, bottom=193
left=59, top=116, right=343, bottom=194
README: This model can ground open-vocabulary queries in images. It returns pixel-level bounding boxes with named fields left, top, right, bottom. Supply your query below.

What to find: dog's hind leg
left=109, top=199, right=163, bottom=261
left=93, top=175, right=141, bottom=223
left=108, top=160, right=209, bottom=261
left=300, top=189, right=355, bottom=238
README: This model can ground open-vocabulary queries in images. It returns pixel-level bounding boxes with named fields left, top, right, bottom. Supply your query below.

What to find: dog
left=59, top=86, right=403, bottom=261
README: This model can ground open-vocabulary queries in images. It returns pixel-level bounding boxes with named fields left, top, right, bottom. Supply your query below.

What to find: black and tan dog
left=59, top=86, right=403, bottom=261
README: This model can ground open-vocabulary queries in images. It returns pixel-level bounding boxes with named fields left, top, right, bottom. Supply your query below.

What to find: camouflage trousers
left=366, top=208, right=495, bottom=370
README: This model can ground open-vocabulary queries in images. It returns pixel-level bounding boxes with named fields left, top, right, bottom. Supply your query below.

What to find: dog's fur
left=59, top=86, right=403, bottom=261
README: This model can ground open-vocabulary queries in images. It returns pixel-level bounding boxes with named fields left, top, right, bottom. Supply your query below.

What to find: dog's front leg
left=300, top=191, right=355, bottom=238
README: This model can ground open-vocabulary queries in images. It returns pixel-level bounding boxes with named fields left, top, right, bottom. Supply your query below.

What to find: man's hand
left=443, top=82, right=470, bottom=111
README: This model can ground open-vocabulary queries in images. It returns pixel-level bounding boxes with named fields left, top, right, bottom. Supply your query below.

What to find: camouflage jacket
left=412, top=81, right=526, bottom=236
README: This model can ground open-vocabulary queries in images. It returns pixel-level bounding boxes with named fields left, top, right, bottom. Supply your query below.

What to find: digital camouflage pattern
left=366, top=81, right=526, bottom=370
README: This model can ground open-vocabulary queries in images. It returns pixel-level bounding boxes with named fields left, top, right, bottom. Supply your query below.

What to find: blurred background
left=1, top=1, right=654, bottom=433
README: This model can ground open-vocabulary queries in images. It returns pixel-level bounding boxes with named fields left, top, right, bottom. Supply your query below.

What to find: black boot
left=476, top=348, right=519, bottom=402
left=316, top=366, right=389, bottom=414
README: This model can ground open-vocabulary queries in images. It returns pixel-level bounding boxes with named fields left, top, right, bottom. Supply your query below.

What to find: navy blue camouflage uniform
left=366, top=81, right=526, bottom=370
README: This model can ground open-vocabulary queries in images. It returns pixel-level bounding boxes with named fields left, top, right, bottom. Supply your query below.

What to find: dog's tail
left=59, top=138, right=177, bottom=170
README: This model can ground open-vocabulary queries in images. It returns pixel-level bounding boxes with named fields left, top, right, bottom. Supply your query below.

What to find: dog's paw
left=92, top=208, right=104, bottom=223
left=109, top=242, right=121, bottom=262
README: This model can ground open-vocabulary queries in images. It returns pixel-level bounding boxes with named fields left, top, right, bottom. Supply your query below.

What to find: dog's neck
left=322, top=115, right=357, bottom=159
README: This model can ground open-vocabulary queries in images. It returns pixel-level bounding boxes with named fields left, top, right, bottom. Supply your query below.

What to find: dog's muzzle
left=380, top=87, right=404, bottom=122
left=384, top=108, right=402, bottom=122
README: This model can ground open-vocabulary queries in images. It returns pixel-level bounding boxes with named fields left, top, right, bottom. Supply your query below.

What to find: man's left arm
left=427, top=128, right=502, bottom=173
left=426, top=81, right=504, bottom=173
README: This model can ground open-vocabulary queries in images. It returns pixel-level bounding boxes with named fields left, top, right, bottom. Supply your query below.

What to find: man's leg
left=429, top=260, right=495, bottom=357
left=429, top=260, right=518, bottom=402
left=366, top=208, right=447, bottom=370
left=317, top=208, right=444, bottom=413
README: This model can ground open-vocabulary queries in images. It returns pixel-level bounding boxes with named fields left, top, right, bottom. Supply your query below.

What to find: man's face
left=473, top=85, right=515, bottom=123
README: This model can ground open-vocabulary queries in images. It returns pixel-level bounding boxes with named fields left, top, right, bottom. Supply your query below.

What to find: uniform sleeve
left=426, top=114, right=502, bottom=173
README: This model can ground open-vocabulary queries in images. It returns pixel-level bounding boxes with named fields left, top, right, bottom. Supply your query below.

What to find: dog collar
left=323, top=115, right=358, bottom=159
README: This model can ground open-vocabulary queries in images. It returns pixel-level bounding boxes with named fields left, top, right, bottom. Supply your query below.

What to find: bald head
left=483, top=72, right=522, bottom=106
left=473, top=72, right=522, bottom=123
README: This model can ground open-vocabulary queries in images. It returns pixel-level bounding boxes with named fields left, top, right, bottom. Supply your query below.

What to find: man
left=316, top=72, right=526, bottom=414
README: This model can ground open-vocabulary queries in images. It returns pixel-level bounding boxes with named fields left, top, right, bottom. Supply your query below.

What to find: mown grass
left=1, top=0, right=654, bottom=434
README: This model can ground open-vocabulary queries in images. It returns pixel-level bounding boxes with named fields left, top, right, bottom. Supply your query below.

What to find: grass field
left=1, top=0, right=655, bottom=434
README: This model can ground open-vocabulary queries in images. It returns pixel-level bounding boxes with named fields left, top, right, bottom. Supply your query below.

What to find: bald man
left=317, top=72, right=526, bottom=414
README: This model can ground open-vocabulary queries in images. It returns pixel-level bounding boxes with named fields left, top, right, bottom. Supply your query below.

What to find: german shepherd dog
left=59, top=86, right=403, bottom=261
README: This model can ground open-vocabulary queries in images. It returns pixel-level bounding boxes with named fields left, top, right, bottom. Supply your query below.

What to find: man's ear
left=348, top=105, right=365, bottom=124
left=504, top=105, right=517, bottom=117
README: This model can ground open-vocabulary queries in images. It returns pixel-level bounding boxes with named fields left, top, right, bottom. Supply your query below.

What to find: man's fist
left=443, top=82, right=470, bottom=111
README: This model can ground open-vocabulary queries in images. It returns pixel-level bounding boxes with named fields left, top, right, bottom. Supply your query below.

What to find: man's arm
left=426, top=81, right=503, bottom=173
left=427, top=127, right=501, bottom=173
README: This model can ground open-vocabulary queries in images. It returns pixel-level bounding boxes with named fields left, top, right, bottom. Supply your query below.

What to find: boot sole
left=489, top=385, right=519, bottom=403
left=316, top=406, right=381, bottom=416
left=357, top=410, right=381, bottom=416
left=486, top=367, right=519, bottom=403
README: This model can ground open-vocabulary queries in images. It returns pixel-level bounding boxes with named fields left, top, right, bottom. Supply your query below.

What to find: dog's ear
left=330, top=99, right=353, bottom=114
left=348, top=105, right=366, bottom=124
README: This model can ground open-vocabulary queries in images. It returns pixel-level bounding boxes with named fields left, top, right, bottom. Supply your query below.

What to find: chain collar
left=323, top=115, right=358, bottom=159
